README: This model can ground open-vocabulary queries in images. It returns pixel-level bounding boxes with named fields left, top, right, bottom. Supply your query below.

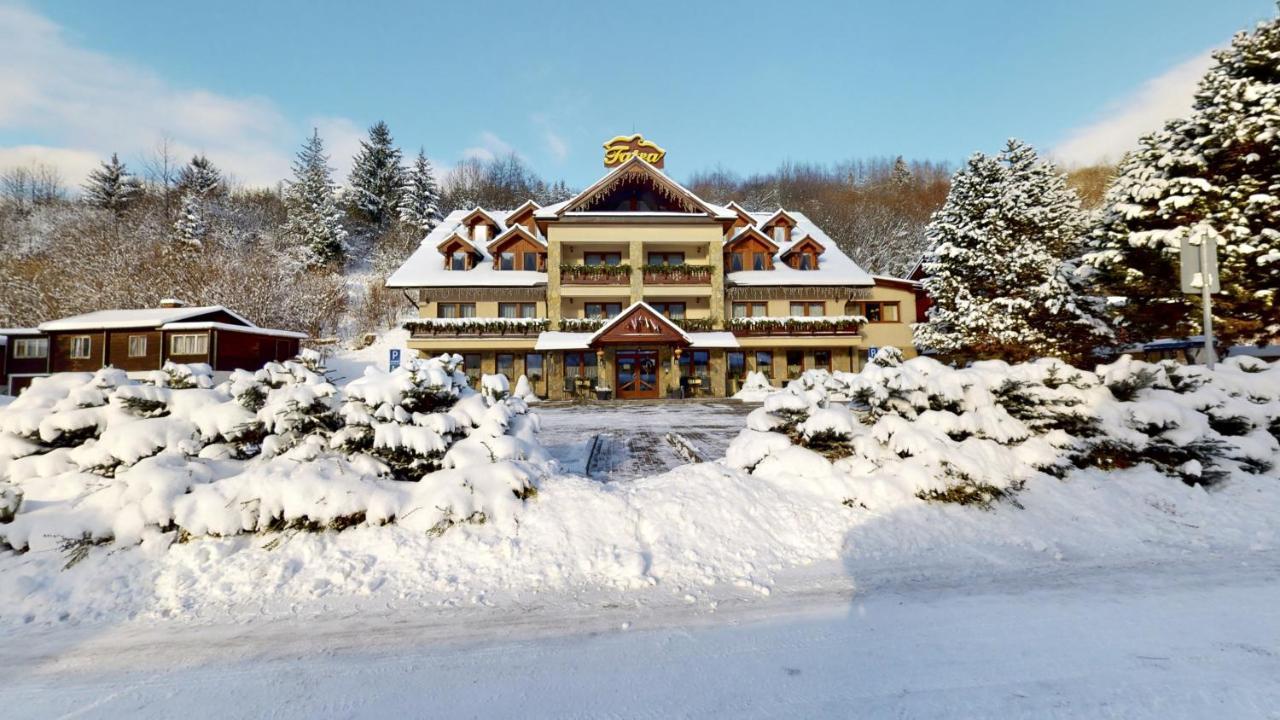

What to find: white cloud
left=462, top=131, right=515, bottom=163
left=0, top=145, right=101, bottom=187
left=1052, top=50, right=1216, bottom=166
left=544, top=130, right=568, bottom=162
left=0, top=3, right=362, bottom=188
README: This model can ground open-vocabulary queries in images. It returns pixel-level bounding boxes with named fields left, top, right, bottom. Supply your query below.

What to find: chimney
left=159, top=298, right=187, bottom=309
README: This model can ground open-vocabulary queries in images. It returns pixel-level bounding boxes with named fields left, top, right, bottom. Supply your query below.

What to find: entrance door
left=616, top=349, right=660, bottom=399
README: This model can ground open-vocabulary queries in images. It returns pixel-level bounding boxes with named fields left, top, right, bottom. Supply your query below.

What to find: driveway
left=534, top=400, right=754, bottom=480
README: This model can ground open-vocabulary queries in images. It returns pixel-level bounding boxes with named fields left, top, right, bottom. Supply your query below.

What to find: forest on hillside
left=0, top=125, right=1111, bottom=340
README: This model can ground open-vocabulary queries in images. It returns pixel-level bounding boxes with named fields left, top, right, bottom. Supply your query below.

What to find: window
left=773, top=225, right=786, bottom=243
left=729, top=252, right=744, bottom=272
left=584, top=302, right=622, bottom=319
left=752, top=252, right=767, bottom=271
left=647, top=251, right=685, bottom=265
left=13, top=338, right=47, bottom=359
left=69, top=335, right=93, bottom=359
left=473, top=224, right=489, bottom=242
left=848, top=301, right=901, bottom=323
left=499, top=252, right=515, bottom=271
left=451, top=251, right=468, bottom=270
left=437, top=303, right=477, bottom=319
left=814, top=349, right=832, bottom=371
left=523, top=252, right=540, bottom=271
left=726, top=351, right=747, bottom=393
left=525, top=353, right=544, bottom=395
left=127, top=335, right=147, bottom=357
left=463, top=353, right=482, bottom=387
left=732, top=302, right=768, bottom=318
left=564, top=352, right=599, bottom=390
left=498, top=302, right=537, bottom=319
left=754, top=350, right=773, bottom=379
left=786, top=350, right=804, bottom=379
left=678, top=349, right=711, bottom=394
left=789, top=301, right=824, bottom=317
left=798, top=254, right=812, bottom=270
left=170, top=334, right=207, bottom=356
left=649, top=302, right=685, bottom=319
left=496, top=353, right=515, bottom=381
left=584, top=251, right=622, bottom=266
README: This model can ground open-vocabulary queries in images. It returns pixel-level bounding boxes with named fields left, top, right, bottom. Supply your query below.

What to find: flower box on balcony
left=403, top=317, right=549, bottom=338
left=728, top=315, right=867, bottom=336
left=560, top=263, right=631, bottom=285
left=641, top=263, right=713, bottom=285
left=672, top=317, right=715, bottom=332
left=560, top=317, right=608, bottom=332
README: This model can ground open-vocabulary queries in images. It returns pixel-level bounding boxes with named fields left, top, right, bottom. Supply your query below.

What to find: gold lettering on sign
left=603, top=134, right=666, bottom=169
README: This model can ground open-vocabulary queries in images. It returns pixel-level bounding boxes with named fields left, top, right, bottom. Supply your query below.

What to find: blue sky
left=0, top=0, right=1275, bottom=188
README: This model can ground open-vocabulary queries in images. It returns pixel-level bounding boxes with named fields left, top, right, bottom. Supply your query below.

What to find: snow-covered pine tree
left=176, top=155, right=226, bottom=199
left=173, top=191, right=208, bottom=249
left=283, top=130, right=349, bottom=267
left=82, top=153, right=142, bottom=214
left=914, top=139, right=1111, bottom=364
left=398, top=148, right=442, bottom=235
left=348, top=121, right=405, bottom=227
left=891, top=155, right=913, bottom=187
left=1084, top=16, right=1280, bottom=347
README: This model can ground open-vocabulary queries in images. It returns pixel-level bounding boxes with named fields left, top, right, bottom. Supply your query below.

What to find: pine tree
left=83, top=153, right=142, bottom=214
left=348, top=121, right=405, bottom=226
left=173, top=192, right=208, bottom=249
left=891, top=155, right=913, bottom=187
left=176, top=154, right=226, bottom=198
left=283, top=130, right=348, bottom=267
left=398, top=148, right=442, bottom=234
left=915, top=139, right=1111, bottom=364
left=1084, top=16, right=1280, bottom=347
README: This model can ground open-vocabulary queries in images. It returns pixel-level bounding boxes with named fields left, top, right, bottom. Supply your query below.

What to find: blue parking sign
left=389, top=348, right=401, bottom=370
left=867, top=346, right=879, bottom=360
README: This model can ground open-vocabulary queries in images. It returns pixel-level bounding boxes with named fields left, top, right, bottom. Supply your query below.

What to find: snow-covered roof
left=587, top=301, right=692, bottom=345
left=534, top=332, right=593, bottom=351
left=159, top=321, right=308, bottom=339
left=0, top=327, right=41, bottom=336
left=386, top=208, right=549, bottom=288
left=687, top=332, right=739, bottom=349
left=725, top=211, right=874, bottom=287
left=38, top=306, right=257, bottom=332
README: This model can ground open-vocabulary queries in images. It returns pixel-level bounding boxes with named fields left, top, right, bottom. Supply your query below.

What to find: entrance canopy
left=588, top=301, right=689, bottom=347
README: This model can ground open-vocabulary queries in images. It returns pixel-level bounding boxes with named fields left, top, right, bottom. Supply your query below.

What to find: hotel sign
left=603, top=134, right=666, bottom=169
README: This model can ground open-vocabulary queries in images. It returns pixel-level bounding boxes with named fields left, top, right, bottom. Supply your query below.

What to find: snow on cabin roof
left=587, top=301, right=692, bottom=345
left=386, top=208, right=549, bottom=288
left=534, top=331, right=593, bottom=351
left=0, top=327, right=42, bottom=336
left=159, top=321, right=308, bottom=339
left=725, top=211, right=874, bottom=287
left=687, top=332, right=740, bottom=349
left=38, top=305, right=257, bottom=332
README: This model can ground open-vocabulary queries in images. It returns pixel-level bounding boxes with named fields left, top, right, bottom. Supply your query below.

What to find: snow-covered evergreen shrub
left=0, top=353, right=553, bottom=556
left=728, top=355, right=1280, bottom=509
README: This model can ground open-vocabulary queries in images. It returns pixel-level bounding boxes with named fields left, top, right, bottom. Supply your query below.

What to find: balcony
left=728, top=315, right=866, bottom=336
left=404, top=317, right=549, bottom=338
left=673, top=317, right=715, bottom=332
left=560, top=264, right=631, bottom=285
left=560, top=317, right=607, bottom=332
left=641, top=263, right=713, bottom=285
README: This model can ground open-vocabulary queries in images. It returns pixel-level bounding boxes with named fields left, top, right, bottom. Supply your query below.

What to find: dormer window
left=500, top=252, right=515, bottom=270
left=730, top=252, right=744, bottom=272
left=752, top=252, right=766, bottom=271
left=474, top=224, right=489, bottom=243
left=773, top=226, right=785, bottom=243
left=798, top=254, right=812, bottom=270
left=523, top=253, right=540, bottom=271
left=451, top=251, right=468, bottom=270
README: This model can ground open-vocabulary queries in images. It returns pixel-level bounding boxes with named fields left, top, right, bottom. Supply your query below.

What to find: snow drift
left=0, top=353, right=551, bottom=554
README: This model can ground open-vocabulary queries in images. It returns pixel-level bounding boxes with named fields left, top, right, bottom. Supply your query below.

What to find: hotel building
left=386, top=137, right=919, bottom=400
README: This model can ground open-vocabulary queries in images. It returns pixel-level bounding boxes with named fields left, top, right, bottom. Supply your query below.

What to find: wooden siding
left=48, top=331, right=106, bottom=373
left=162, top=330, right=212, bottom=364
left=107, top=330, right=163, bottom=372
left=213, top=329, right=297, bottom=371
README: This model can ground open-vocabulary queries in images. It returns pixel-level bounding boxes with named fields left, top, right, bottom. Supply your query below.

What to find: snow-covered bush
left=0, top=353, right=552, bottom=555
left=728, top=353, right=1280, bottom=509
left=732, top=370, right=775, bottom=402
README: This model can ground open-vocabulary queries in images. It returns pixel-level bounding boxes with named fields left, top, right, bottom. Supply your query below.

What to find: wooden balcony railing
left=559, top=264, right=631, bottom=285
left=404, top=317, right=549, bottom=338
left=641, top=264, right=713, bottom=285
left=728, top=315, right=867, bottom=336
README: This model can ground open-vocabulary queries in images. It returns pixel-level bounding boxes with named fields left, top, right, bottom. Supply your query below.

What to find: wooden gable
left=505, top=200, right=541, bottom=231
left=590, top=303, right=689, bottom=347
left=760, top=208, right=798, bottom=243
left=459, top=207, right=502, bottom=238
left=781, top=235, right=826, bottom=270
left=725, top=201, right=756, bottom=234
left=437, top=233, right=482, bottom=269
left=487, top=226, right=546, bottom=271
left=558, top=156, right=722, bottom=217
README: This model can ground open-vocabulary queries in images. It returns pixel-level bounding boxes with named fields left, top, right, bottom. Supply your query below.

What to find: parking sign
left=389, top=348, right=401, bottom=370
left=868, top=346, right=879, bottom=360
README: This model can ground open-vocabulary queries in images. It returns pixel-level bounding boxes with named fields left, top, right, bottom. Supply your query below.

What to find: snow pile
left=732, top=370, right=775, bottom=402
left=0, top=353, right=551, bottom=554
left=728, top=349, right=1280, bottom=507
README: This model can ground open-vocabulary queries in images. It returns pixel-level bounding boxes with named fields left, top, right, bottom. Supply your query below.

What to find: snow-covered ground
left=2, top=350, right=1278, bottom=718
